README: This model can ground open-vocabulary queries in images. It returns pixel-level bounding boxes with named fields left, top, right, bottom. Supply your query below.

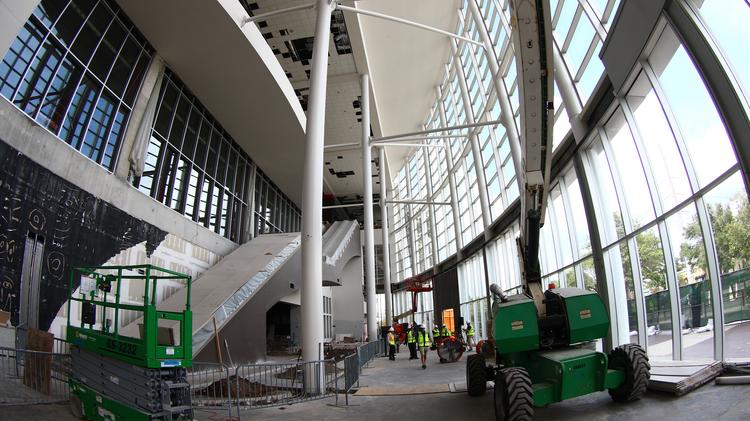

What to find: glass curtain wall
left=0, top=0, right=153, bottom=171
left=134, top=70, right=300, bottom=241
left=387, top=0, right=750, bottom=360
left=458, top=252, right=489, bottom=340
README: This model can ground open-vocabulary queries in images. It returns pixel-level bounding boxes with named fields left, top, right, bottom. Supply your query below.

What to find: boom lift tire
left=494, top=367, right=534, bottom=421
left=607, top=344, right=650, bottom=402
left=466, top=354, right=487, bottom=396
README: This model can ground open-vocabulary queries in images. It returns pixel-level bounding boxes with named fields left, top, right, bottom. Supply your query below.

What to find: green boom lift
left=66, top=264, right=194, bottom=420
left=465, top=1, right=650, bottom=419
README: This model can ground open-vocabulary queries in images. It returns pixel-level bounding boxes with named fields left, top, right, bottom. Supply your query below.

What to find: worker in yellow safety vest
left=387, top=327, right=396, bottom=361
left=417, top=325, right=431, bottom=369
left=464, top=322, right=475, bottom=348
left=441, top=324, right=451, bottom=337
left=407, top=323, right=417, bottom=360
left=432, top=324, right=441, bottom=341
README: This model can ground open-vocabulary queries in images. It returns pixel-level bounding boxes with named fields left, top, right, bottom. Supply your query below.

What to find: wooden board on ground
left=648, top=359, right=723, bottom=396
left=354, top=384, right=450, bottom=396
left=23, top=328, right=53, bottom=394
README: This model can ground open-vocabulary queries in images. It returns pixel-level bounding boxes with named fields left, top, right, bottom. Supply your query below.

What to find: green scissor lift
left=66, top=265, right=194, bottom=420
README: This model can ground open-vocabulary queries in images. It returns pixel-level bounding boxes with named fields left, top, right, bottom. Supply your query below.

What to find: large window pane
left=650, top=25, right=736, bottom=188
left=0, top=22, right=45, bottom=99
left=626, top=72, right=692, bottom=212
left=691, top=0, right=750, bottom=104
left=637, top=227, right=672, bottom=359
left=2, top=0, right=150, bottom=172
left=604, top=109, right=654, bottom=230
left=606, top=241, right=639, bottom=345
left=666, top=204, right=712, bottom=360
left=702, top=171, right=750, bottom=360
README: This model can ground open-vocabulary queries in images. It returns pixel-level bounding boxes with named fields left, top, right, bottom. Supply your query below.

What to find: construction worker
left=417, top=325, right=431, bottom=369
left=441, top=324, right=451, bottom=337
left=464, top=322, right=475, bottom=348
left=387, top=327, right=396, bottom=361
left=407, top=322, right=417, bottom=360
left=432, top=324, right=441, bottom=342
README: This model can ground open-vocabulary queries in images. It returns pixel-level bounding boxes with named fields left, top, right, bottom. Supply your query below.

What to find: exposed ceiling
left=351, top=0, right=459, bottom=181
left=120, top=0, right=460, bottom=223
left=245, top=0, right=459, bottom=223
left=241, top=0, right=378, bottom=222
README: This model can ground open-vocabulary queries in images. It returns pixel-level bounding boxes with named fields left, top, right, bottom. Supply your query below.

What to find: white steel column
left=422, top=145, right=440, bottom=267
left=451, top=40, right=493, bottom=234
left=301, top=0, right=332, bottom=390
left=552, top=46, right=587, bottom=141
left=379, top=147, right=393, bottom=326
left=467, top=0, right=524, bottom=194
left=361, top=74, right=378, bottom=341
left=437, top=87, right=464, bottom=256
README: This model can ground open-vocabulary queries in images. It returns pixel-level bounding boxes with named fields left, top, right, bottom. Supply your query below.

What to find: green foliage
left=636, top=230, right=667, bottom=293
left=613, top=213, right=666, bottom=293
left=681, top=196, right=750, bottom=274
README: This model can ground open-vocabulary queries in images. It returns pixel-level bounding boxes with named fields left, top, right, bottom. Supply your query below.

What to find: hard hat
left=389, top=327, right=394, bottom=331
left=419, top=324, right=425, bottom=329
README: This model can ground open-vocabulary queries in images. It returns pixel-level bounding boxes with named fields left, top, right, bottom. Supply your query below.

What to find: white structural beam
left=371, top=119, right=502, bottom=143
left=301, top=0, right=333, bottom=393
left=437, top=86, right=464, bottom=255
left=373, top=134, right=469, bottom=144
left=379, top=147, right=393, bottom=326
left=422, top=144, right=440, bottom=269
left=467, top=0, right=524, bottom=196
left=361, top=74, right=378, bottom=341
left=386, top=200, right=452, bottom=206
left=336, top=4, right=485, bottom=49
left=321, top=203, right=364, bottom=209
left=451, top=40, right=493, bottom=233
left=324, top=142, right=361, bottom=150
left=552, top=46, right=586, bottom=140
left=372, top=142, right=446, bottom=149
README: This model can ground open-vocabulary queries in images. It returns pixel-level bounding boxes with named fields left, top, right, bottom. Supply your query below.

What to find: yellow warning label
left=511, top=320, right=524, bottom=331
left=580, top=309, right=592, bottom=319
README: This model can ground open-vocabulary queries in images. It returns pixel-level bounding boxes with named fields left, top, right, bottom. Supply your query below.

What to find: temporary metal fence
left=339, top=340, right=384, bottom=405
left=342, top=353, right=359, bottom=405
left=0, top=341, right=380, bottom=414
left=0, top=347, right=71, bottom=405
left=356, top=340, right=383, bottom=370
left=187, top=361, right=236, bottom=418
left=232, top=359, right=338, bottom=411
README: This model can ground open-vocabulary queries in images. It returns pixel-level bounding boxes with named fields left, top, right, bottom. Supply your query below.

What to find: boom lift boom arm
left=508, top=0, right=555, bottom=315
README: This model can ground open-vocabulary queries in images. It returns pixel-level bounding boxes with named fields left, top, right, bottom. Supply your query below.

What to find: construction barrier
left=0, top=346, right=71, bottom=405
left=233, top=359, right=338, bottom=414
left=187, top=362, right=236, bottom=419
left=357, top=339, right=382, bottom=371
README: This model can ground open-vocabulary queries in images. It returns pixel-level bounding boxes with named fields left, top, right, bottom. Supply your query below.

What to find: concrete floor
left=2, top=347, right=749, bottom=421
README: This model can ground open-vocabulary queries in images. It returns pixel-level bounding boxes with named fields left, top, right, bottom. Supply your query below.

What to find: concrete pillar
left=379, top=147, right=393, bottom=326
left=361, top=74, right=378, bottom=341
left=114, top=55, right=165, bottom=180
left=0, top=0, right=37, bottom=59
left=301, top=0, right=332, bottom=390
